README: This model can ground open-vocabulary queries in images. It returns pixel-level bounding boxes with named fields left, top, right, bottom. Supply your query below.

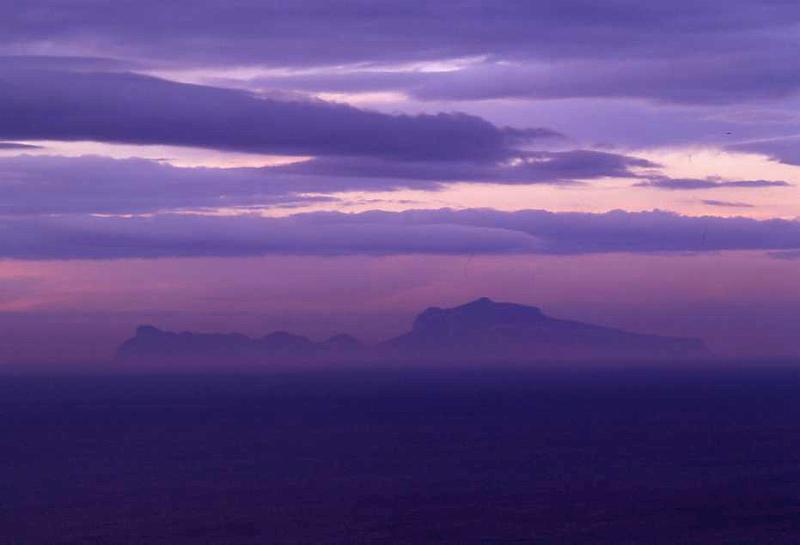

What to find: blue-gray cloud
left=0, top=68, right=555, bottom=161
left=701, top=200, right=755, bottom=209
left=1, top=2, right=798, bottom=107
left=3, top=208, right=800, bottom=260
left=3, top=1, right=796, bottom=67
left=249, top=54, right=800, bottom=106
left=0, top=153, right=661, bottom=215
left=273, top=151, right=654, bottom=184
left=409, top=55, right=800, bottom=105
left=728, top=136, right=800, bottom=166
left=636, top=177, right=791, bottom=190
left=1, top=155, right=791, bottom=216
left=0, top=155, right=340, bottom=215
left=0, top=142, right=43, bottom=150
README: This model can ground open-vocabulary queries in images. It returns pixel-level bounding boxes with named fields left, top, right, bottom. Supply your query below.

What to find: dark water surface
left=2, top=366, right=800, bottom=544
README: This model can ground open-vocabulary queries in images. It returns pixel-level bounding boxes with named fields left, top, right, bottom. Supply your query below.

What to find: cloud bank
left=0, top=68, right=553, bottom=161
left=2, top=1, right=798, bottom=108
left=3, top=208, right=800, bottom=260
left=637, top=177, right=791, bottom=191
left=2, top=155, right=788, bottom=216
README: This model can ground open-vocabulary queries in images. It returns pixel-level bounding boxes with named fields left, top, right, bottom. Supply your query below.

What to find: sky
left=2, top=1, right=800, bottom=363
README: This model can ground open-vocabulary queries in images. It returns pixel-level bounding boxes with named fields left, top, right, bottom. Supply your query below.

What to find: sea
left=2, top=364, right=799, bottom=544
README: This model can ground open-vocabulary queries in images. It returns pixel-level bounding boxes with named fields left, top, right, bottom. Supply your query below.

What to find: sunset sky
left=2, top=1, right=800, bottom=363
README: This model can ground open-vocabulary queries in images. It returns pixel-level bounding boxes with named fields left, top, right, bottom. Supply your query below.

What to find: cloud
left=0, top=2, right=797, bottom=107
left=0, top=68, right=554, bottom=160
left=0, top=55, right=136, bottom=71
left=0, top=155, right=343, bottom=215
left=701, top=200, right=755, bottom=209
left=253, top=54, right=800, bottom=107
left=2, top=208, right=800, bottom=260
left=2, top=1, right=796, bottom=67
left=273, top=150, right=654, bottom=184
left=769, top=250, right=800, bottom=260
left=635, top=177, right=791, bottom=190
left=728, top=136, right=800, bottom=166
left=408, top=54, right=800, bottom=105
left=0, top=213, right=542, bottom=260
left=0, top=153, right=657, bottom=216
left=0, top=142, right=43, bottom=150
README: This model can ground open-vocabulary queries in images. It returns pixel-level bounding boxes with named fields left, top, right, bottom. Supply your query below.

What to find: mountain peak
left=135, top=325, right=163, bottom=337
left=385, top=298, right=706, bottom=361
left=413, top=298, right=545, bottom=335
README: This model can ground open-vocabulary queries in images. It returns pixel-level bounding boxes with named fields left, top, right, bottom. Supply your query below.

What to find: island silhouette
left=116, top=298, right=707, bottom=364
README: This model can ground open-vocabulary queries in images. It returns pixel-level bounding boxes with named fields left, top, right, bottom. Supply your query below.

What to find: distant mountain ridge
left=117, top=325, right=362, bottom=363
left=116, top=298, right=707, bottom=364
left=381, top=298, right=705, bottom=361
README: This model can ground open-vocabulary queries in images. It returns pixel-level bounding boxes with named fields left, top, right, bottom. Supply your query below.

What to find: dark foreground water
left=2, top=365, right=800, bottom=545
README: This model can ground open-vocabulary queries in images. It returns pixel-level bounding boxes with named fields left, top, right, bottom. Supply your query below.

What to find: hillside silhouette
left=117, top=298, right=707, bottom=364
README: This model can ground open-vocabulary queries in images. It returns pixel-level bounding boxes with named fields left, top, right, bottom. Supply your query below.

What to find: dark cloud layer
left=274, top=150, right=654, bottom=184
left=0, top=213, right=539, bottom=260
left=701, top=200, right=755, bottom=209
left=3, top=208, right=800, bottom=260
left=0, top=153, right=657, bottom=215
left=3, top=1, right=797, bottom=67
left=0, top=68, right=553, bottom=161
left=1, top=2, right=798, bottom=106
left=771, top=250, right=800, bottom=260
left=636, top=177, right=791, bottom=190
left=410, top=55, right=800, bottom=105
left=0, top=142, right=42, bottom=150
left=0, top=155, right=344, bottom=215
left=1, top=155, right=791, bottom=216
left=0, top=2, right=797, bottom=169
left=252, top=54, right=800, bottom=106
left=729, top=136, right=800, bottom=166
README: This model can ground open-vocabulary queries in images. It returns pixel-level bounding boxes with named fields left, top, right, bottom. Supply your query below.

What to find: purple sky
left=2, top=1, right=800, bottom=362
